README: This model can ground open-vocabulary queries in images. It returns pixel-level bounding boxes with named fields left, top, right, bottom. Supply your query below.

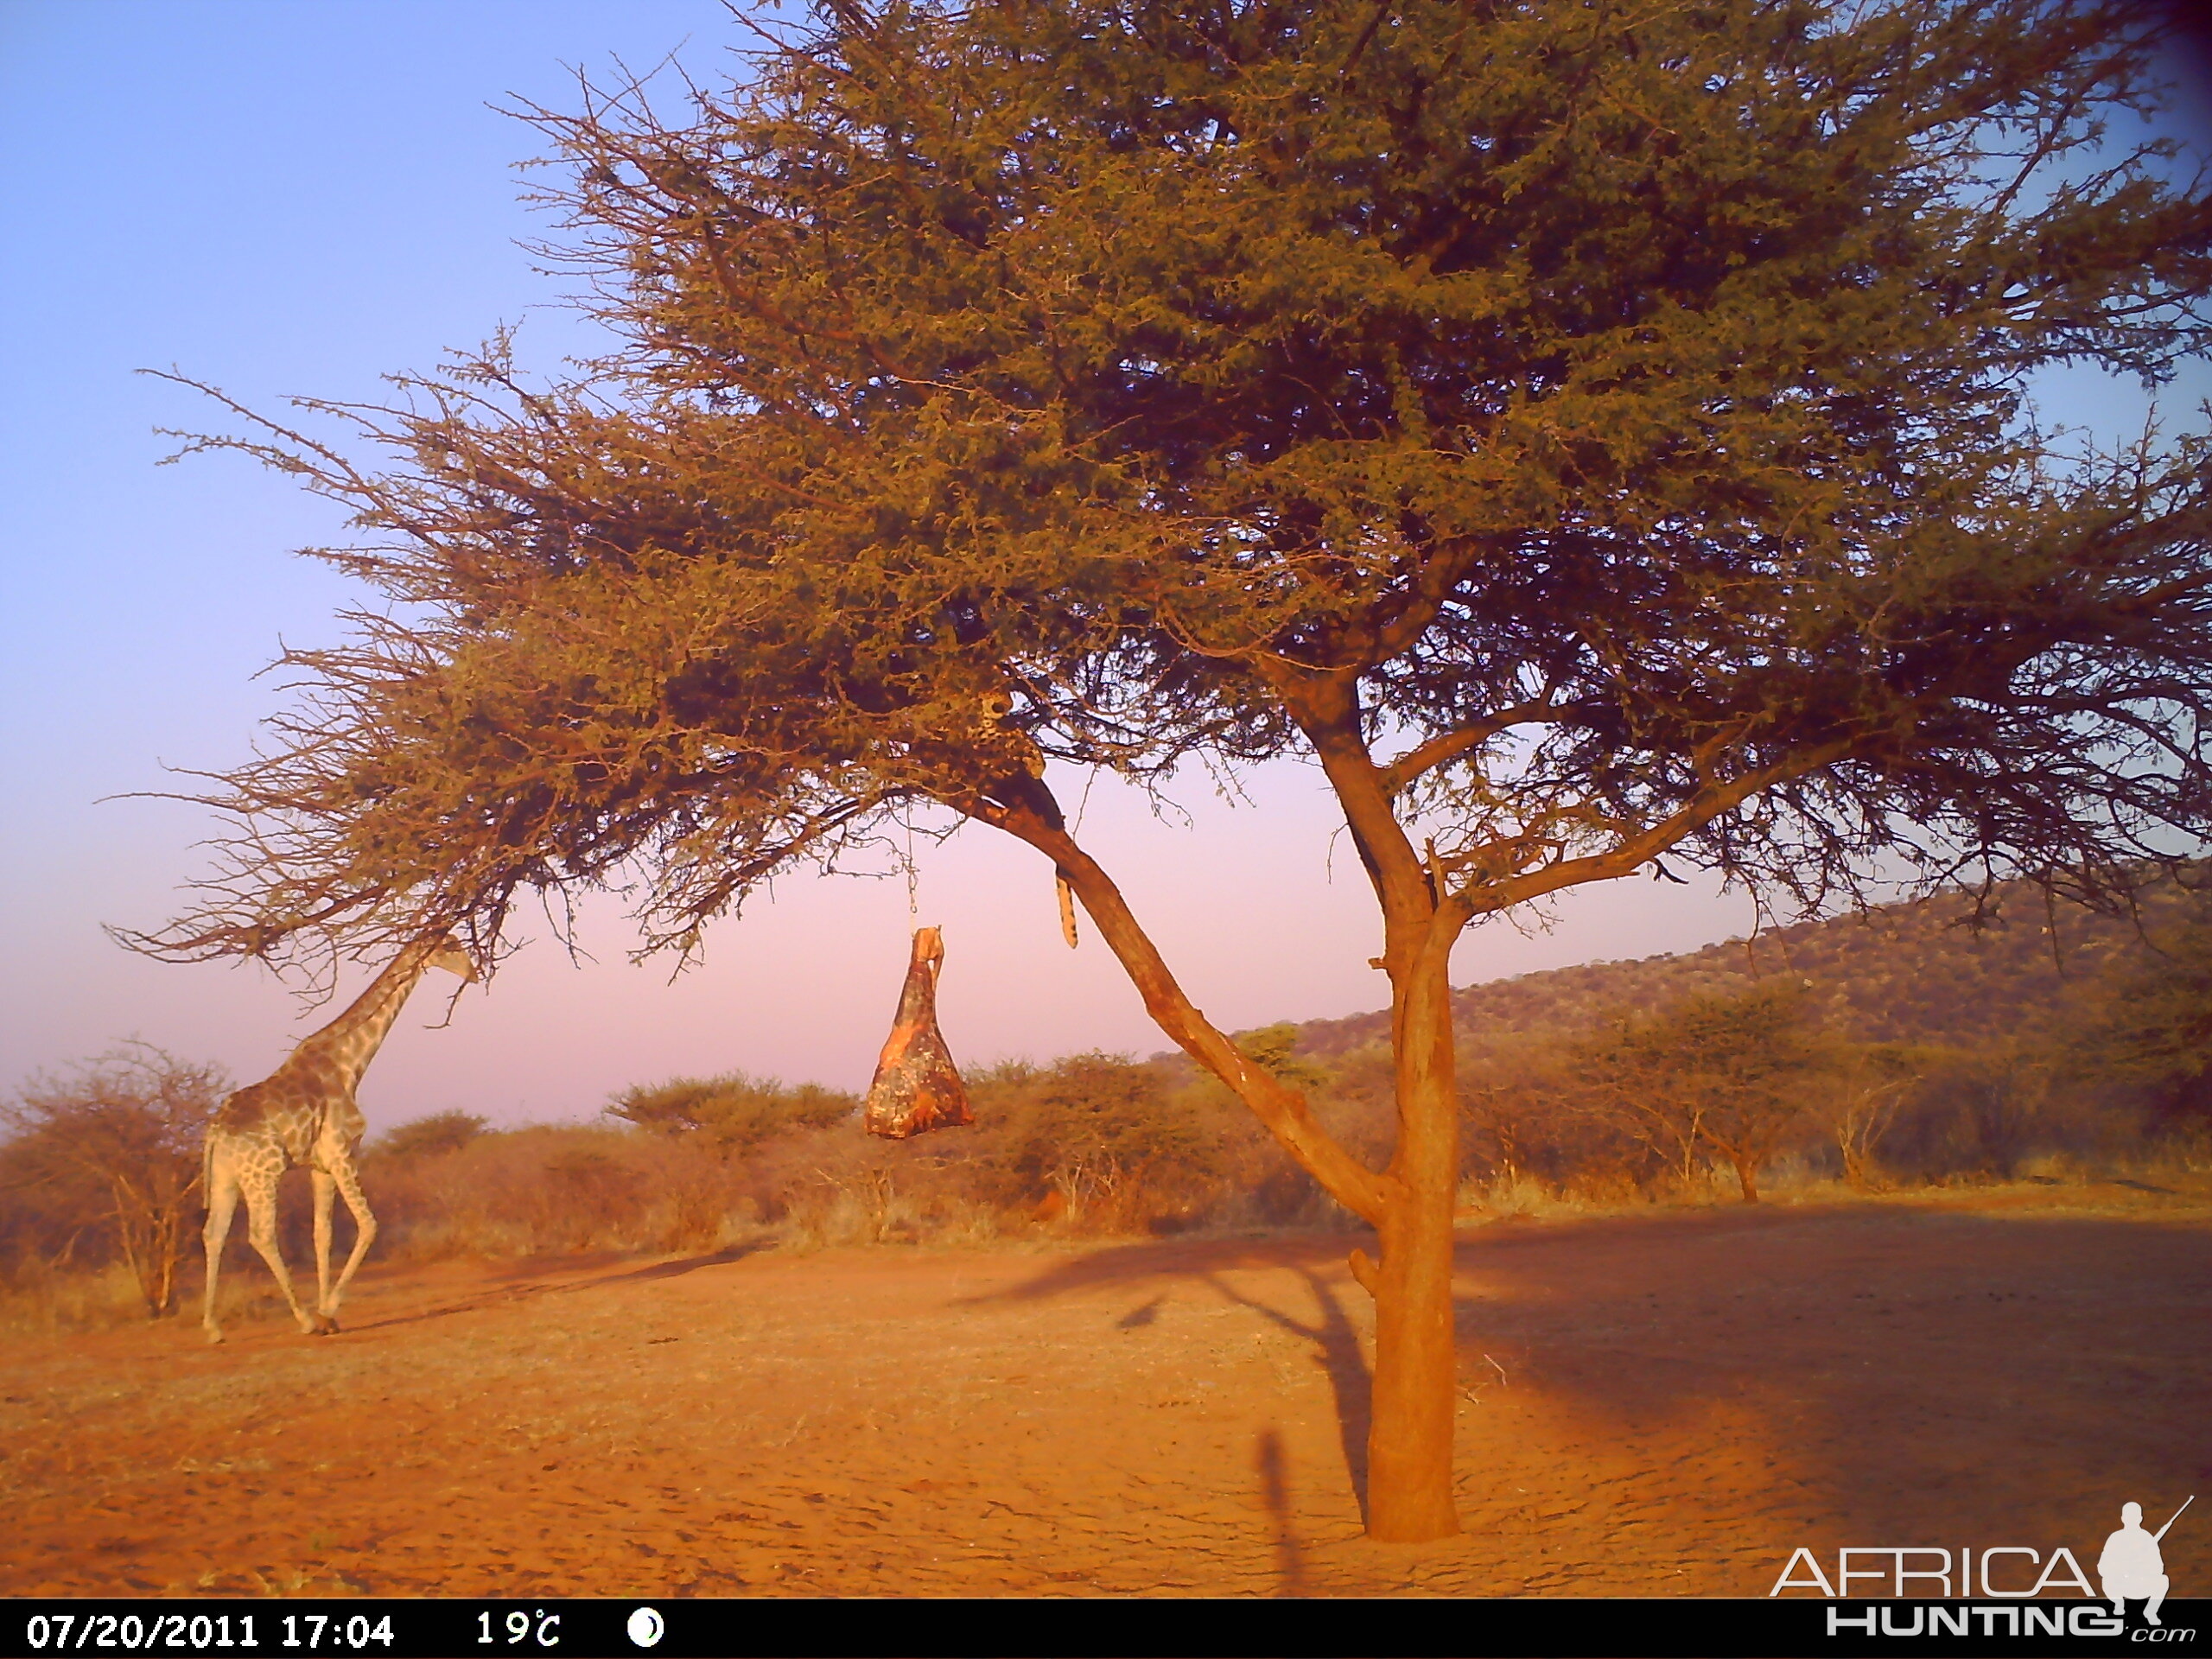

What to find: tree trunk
left=991, top=792, right=1462, bottom=1541
left=152, top=1211, right=178, bottom=1317
left=111, top=1181, right=160, bottom=1319
left=1732, top=1155, right=1761, bottom=1203
left=1360, top=950, right=1463, bottom=1541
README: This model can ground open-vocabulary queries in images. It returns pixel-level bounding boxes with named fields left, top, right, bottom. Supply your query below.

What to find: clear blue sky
left=1, top=2, right=2205, bottom=1129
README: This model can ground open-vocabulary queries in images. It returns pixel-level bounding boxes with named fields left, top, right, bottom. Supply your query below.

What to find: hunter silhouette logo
left=2102, top=1497, right=2190, bottom=1627
left=1770, top=1493, right=2194, bottom=1616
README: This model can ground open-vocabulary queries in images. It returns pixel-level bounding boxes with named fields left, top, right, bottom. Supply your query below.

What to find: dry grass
left=0, top=1260, right=148, bottom=1338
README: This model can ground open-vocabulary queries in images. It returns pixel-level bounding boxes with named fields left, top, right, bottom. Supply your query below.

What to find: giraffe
left=200, top=934, right=476, bottom=1344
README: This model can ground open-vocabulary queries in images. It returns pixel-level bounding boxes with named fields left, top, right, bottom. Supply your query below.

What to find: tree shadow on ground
left=588, top=1242, right=775, bottom=1285
left=964, top=1232, right=1371, bottom=1301
left=1431, top=1204, right=2212, bottom=1558
left=1253, top=1426, right=1308, bottom=1595
left=970, top=1204, right=2212, bottom=1574
left=965, top=1236, right=1376, bottom=1516
left=1201, top=1265, right=1372, bottom=1522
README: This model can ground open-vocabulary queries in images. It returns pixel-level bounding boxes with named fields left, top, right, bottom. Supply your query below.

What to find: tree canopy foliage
left=1578, top=982, right=1818, bottom=1199
left=138, top=0, right=2212, bottom=973
left=129, top=0, right=2212, bottom=1540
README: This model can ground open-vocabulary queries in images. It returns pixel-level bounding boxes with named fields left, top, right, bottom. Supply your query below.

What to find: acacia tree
left=1582, top=984, right=1820, bottom=1200
left=130, top=0, right=2212, bottom=1538
left=1817, top=1039, right=1924, bottom=1186
left=607, top=1071, right=858, bottom=1148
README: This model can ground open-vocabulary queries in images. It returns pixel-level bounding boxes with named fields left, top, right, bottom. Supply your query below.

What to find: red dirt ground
left=2, top=1192, right=2206, bottom=1599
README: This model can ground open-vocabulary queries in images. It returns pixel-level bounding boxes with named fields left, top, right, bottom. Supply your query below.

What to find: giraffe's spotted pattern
left=201, top=938, right=474, bottom=1344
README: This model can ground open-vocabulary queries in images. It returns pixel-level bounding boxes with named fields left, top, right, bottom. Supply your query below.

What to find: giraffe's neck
left=288, top=939, right=442, bottom=1095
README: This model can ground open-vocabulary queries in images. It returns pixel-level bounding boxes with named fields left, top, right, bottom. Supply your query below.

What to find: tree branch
left=963, top=780, right=1395, bottom=1224
left=1471, top=741, right=1858, bottom=913
left=1379, top=698, right=1563, bottom=797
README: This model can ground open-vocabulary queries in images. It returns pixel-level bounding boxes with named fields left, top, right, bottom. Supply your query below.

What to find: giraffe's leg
left=310, top=1167, right=336, bottom=1319
left=321, top=1155, right=378, bottom=1329
left=201, top=1147, right=241, bottom=1345
left=241, top=1166, right=322, bottom=1335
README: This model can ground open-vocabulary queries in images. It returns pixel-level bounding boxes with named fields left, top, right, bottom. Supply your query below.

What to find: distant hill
left=1290, top=873, right=2207, bottom=1060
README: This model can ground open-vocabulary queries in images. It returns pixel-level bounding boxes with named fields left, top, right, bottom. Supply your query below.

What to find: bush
left=607, top=1071, right=856, bottom=1148
left=362, top=1124, right=753, bottom=1258
left=374, top=1110, right=488, bottom=1160
left=0, top=1046, right=230, bottom=1317
left=1459, top=1033, right=1649, bottom=1194
left=1562, top=984, right=1821, bottom=1201
left=993, top=1053, right=1222, bottom=1230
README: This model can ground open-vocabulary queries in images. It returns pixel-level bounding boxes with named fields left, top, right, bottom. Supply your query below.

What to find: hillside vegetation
left=1297, top=873, right=2206, bottom=1057
left=1287, top=869, right=2212, bottom=1206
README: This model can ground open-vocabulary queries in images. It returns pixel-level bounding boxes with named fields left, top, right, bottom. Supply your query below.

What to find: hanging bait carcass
left=863, top=926, right=973, bottom=1138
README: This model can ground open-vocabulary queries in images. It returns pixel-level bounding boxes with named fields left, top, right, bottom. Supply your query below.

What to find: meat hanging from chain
left=862, top=926, right=973, bottom=1138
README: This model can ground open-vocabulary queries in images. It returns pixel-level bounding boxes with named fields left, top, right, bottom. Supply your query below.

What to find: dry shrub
left=0, top=1046, right=229, bottom=1319
left=375, top=1110, right=486, bottom=1160
left=0, top=1258, right=149, bottom=1338
left=1448, top=986, right=2195, bottom=1206
left=1458, top=1034, right=1656, bottom=1198
left=735, top=1050, right=1332, bottom=1243
left=364, top=1124, right=753, bottom=1258
left=1872, top=1045, right=2153, bottom=1183
left=996, top=1053, right=1219, bottom=1230
left=747, top=1111, right=1009, bottom=1248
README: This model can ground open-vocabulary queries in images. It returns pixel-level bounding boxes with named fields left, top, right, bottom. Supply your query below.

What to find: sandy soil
left=2, top=1192, right=2206, bottom=1599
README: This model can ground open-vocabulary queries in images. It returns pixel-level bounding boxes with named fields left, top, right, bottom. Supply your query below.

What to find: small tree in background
left=1815, top=1042, right=1924, bottom=1188
left=0, top=1046, right=229, bottom=1318
left=1579, top=984, right=1821, bottom=1198
left=1007, top=1053, right=1218, bottom=1227
left=607, top=1072, right=857, bottom=1150
left=373, top=1109, right=489, bottom=1160
left=1462, top=1035, right=1569, bottom=1191
left=126, top=0, right=2212, bottom=1539
left=1636, top=985, right=1820, bottom=1203
left=2089, top=905, right=2212, bottom=1121
left=1230, top=1024, right=1331, bottom=1093
left=1578, top=1014, right=1711, bottom=1192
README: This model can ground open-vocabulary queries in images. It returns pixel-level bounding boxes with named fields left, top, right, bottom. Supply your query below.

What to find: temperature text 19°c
left=479, top=1611, right=561, bottom=1648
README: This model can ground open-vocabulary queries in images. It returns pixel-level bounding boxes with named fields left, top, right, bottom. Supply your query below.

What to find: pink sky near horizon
left=26, top=760, right=1770, bottom=1128
left=0, top=1, right=2203, bottom=1134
